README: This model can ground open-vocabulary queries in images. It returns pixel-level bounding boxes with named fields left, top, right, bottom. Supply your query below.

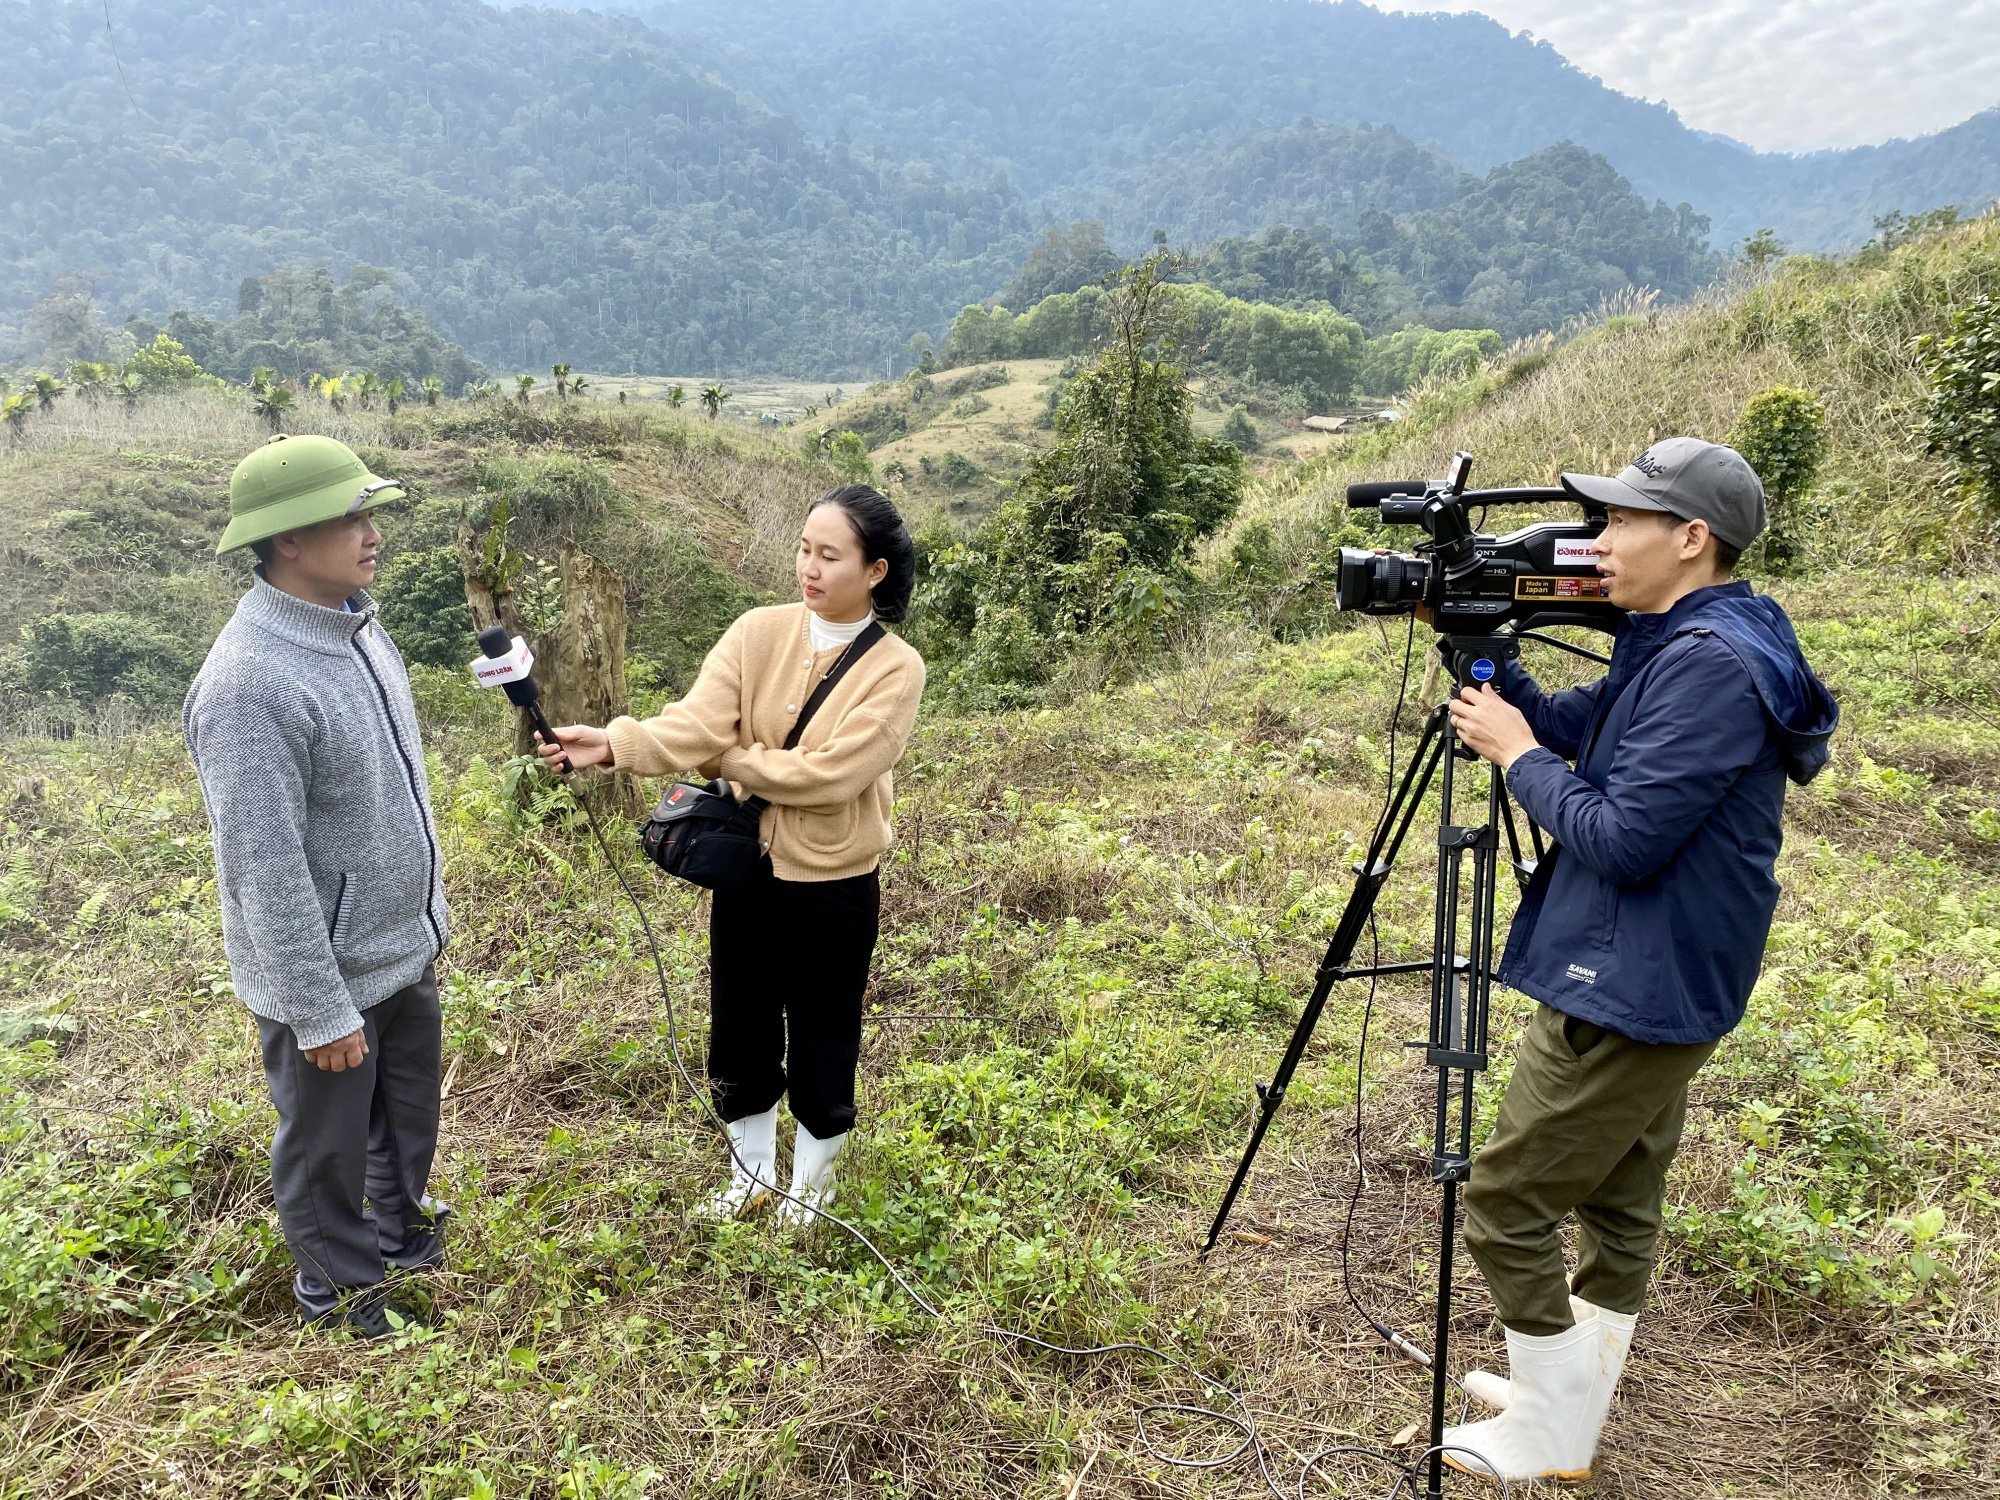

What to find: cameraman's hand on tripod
left=1447, top=685, right=1540, bottom=771
left=536, top=725, right=612, bottom=771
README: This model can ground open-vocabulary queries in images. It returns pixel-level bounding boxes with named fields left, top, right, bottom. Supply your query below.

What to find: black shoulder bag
left=639, top=621, right=885, bottom=891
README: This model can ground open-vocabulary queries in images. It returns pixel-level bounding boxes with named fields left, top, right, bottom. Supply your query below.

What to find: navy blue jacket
left=1496, top=582, right=1837, bottom=1044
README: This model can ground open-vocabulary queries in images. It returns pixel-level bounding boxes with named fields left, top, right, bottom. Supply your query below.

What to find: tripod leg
left=1425, top=749, right=1508, bottom=1499
left=1201, top=707, right=1450, bottom=1256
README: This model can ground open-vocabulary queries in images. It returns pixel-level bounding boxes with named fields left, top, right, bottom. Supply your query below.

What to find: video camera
left=1335, top=453, right=1621, bottom=639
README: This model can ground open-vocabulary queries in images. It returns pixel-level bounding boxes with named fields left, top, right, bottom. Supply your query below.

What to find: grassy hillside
left=1238, top=215, right=2000, bottom=575
left=819, top=360, right=1344, bottom=522
left=2, top=223, right=1999, bottom=1497
left=0, top=387, right=866, bottom=731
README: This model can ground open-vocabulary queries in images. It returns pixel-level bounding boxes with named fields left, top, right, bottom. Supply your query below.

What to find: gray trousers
left=257, top=966, right=442, bottom=1291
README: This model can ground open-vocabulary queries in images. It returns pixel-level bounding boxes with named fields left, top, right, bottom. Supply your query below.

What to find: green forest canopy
left=6, top=0, right=1993, bottom=380
left=619, top=0, right=2000, bottom=250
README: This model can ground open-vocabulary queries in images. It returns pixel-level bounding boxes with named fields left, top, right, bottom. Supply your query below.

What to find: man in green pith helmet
left=183, top=434, right=453, bottom=1337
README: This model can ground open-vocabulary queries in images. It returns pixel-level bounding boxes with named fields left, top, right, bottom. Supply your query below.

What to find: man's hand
left=1447, top=684, right=1541, bottom=770
left=535, top=724, right=611, bottom=771
left=306, top=1027, right=368, bottom=1072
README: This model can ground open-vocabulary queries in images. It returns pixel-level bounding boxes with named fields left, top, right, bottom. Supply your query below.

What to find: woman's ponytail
left=809, top=485, right=916, bottom=623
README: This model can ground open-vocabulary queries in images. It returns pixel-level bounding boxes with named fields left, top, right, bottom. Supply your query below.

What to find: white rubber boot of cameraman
left=1462, top=1294, right=1599, bottom=1409
left=697, top=1106, right=777, bottom=1219
left=1440, top=1317, right=1603, bottom=1483
left=778, top=1122, right=847, bottom=1225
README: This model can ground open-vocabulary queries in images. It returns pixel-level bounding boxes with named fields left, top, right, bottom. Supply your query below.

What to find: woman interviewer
left=537, top=485, right=925, bottom=1220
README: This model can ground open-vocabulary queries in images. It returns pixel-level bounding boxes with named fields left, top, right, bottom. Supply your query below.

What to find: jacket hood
left=1680, top=585, right=1839, bottom=785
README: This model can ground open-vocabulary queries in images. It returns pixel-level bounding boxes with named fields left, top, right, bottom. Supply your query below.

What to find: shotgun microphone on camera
left=471, top=626, right=568, bottom=772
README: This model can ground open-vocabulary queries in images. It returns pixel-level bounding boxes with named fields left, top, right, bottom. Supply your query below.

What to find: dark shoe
left=383, top=1222, right=446, bottom=1272
left=381, top=1194, right=452, bottom=1272
left=293, top=1272, right=404, bottom=1339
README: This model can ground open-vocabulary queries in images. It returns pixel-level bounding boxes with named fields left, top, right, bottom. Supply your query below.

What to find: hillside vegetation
left=1, top=222, right=1998, bottom=1498
left=810, top=359, right=1334, bottom=522
left=621, top=0, right=2000, bottom=248
left=9, top=0, right=1997, bottom=383
left=6, top=0, right=1026, bottom=377
left=1237, top=215, right=2000, bottom=577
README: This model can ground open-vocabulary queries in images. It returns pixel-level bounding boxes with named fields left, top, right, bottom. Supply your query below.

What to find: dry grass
left=576, top=374, right=851, bottom=424
left=1, top=385, right=398, bottom=459
left=7, top=232, right=2000, bottom=1496
left=1230, top=213, right=2000, bottom=572
left=3, top=581, right=1997, bottom=1494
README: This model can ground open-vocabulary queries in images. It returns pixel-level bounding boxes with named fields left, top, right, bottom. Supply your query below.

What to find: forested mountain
left=1000, top=137, right=1721, bottom=345
left=6, top=0, right=1992, bottom=379
left=1162, top=135, right=1723, bottom=336
left=1110, top=121, right=1472, bottom=248
left=611, top=0, right=2000, bottom=250
left=2, top=0, right=1029, bottom=376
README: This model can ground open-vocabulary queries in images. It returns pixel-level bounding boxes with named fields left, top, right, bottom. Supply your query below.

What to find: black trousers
left=708, top=863, right=879, bottom=1139
left=256, top=966, right=442, bottom=1292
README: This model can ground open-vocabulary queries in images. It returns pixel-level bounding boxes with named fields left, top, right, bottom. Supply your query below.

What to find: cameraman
left=1439, top=439, right=1837, bottom=1483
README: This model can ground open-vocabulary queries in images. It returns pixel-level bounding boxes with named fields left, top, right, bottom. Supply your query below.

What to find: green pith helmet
left=216, top=433, right=406, bottom=554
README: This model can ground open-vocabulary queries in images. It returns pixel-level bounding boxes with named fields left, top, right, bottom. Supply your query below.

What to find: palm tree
left=315, top=374, right=348, bottom=413
left=421, top=375, right=444, bottom=407
left=700, top=384, right=729, bottom=420
left=384, top=377, right=406, bottom=416
left=248, top=365, right=279, bottom=395
left=352, top=371, right=382, bottom=410
left=616, top=389, right=627, bottom=406
left=515, top=374, right=536, bottom=407
left=666, top=384, right=686, bottom=409
left=2, top=393, right=32, bottom=446
left=31, top=373, right=65, bottom=414
left=113, top=373, right=144, bottom=412
left=69, top=362, right=112, bottom=405
left=551, top=362, right=572, bottom=400
left=252, top=384, right=296, bottom=432
left=569, top=373, right=590, bottom=398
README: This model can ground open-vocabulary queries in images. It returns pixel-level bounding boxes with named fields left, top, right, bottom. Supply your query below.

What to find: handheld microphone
left=472, top=626, right=569, bottom=773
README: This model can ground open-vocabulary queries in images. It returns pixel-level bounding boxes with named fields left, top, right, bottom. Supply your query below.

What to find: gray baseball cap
left=1560, top=437, right=1767, bottom=551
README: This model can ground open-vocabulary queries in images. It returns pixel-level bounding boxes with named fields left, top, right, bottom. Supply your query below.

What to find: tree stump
left=458, top=517, right=640, bottom=820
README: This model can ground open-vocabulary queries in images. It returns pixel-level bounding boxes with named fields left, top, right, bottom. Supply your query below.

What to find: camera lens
left=1336, top=547, right=1430, bottom=614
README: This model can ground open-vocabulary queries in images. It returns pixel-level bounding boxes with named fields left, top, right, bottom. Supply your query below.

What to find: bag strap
left=783, top=620, right=886, bottom=750
left=735, top=621, right=887, bottom=818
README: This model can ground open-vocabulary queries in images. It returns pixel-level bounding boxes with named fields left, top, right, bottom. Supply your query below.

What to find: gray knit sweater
left=184, top=574, right=450, bottom=1049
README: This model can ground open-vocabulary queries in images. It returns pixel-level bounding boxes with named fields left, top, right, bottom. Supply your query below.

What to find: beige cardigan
left=605, top=604, right=925, bottom=881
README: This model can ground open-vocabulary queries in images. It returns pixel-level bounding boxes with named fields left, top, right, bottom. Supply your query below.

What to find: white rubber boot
left=696, top=1106, right=777, bottom=1219
left=1440, top=1318, right=1604, bottom=1483
left=1579, top=1303, right=1638, bottom=1450
left=777, top=1122, right=847, bottom=1226
left=1462, top=1295, right=1598, bottom=1410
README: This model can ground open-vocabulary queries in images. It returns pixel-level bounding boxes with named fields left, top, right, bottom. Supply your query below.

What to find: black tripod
left=1201, top=633, right=1548, bottom=1499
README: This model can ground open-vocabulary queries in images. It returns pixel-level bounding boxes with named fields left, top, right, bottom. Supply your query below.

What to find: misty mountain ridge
left=4, top=0, right=1994, bottom=378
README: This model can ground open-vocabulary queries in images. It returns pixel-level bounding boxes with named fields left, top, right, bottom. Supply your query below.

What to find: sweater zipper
left=351, top=629, right=445, bottom=956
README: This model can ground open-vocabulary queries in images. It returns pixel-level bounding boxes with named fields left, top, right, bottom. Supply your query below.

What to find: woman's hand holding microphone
left=534, top=725, right=613, bottom=771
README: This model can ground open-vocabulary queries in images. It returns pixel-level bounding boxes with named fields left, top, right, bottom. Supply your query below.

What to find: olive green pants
left=1463, top=1004, right=1719, bottom=1336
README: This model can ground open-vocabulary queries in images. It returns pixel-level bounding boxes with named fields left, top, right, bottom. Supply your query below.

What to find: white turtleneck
left=809, top=607, right=875, bottom=653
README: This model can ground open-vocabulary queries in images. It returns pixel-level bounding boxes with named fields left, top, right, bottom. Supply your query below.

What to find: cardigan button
left=786, top=703, right=796, bottom=712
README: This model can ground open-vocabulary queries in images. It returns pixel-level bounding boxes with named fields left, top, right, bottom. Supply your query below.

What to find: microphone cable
left=530, top=702, right=1508, bottom=1497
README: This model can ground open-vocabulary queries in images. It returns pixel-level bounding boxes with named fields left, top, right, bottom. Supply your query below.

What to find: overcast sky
left=1392, top=0, right=2000, bottom=153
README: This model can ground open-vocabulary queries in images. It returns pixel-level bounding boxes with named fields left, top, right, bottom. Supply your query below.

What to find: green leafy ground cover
left=1, top=573, right=1995, bottom=1496
left=3, top=222, right=1999, bottom=1497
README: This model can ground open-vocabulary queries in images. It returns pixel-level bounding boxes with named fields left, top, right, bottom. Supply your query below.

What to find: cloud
left=1389, top=0, right=2000, bottom=152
